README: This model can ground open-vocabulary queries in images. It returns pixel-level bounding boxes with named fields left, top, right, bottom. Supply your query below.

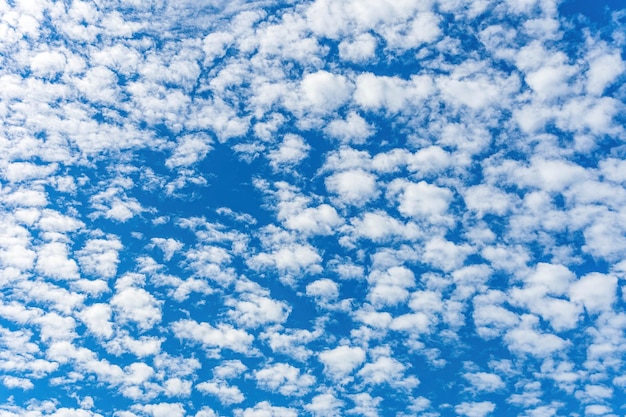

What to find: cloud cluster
left=0, top=0, right=625, bottom=416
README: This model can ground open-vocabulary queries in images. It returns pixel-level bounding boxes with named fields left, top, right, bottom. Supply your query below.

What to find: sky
left=0, top=0, right=625, bottom=416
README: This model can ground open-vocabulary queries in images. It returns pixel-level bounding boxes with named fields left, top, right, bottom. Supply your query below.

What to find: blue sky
left=0, top=0, right=625, bottom=416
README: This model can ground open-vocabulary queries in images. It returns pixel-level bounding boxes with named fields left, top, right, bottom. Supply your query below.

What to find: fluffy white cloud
left=298, top=70, right=352, bottom=112
left=325, top=169, right=379, bottom=206
left=248, top=242, right=322, bottom=277
left=287, top=204, right=343, bottom=235
left=367, top=266, right=415, bottom=307
left=338, top=33, right=377, bottom=63
left=77, top=238, right=123, bottom=279
left=226, top=293, right=290, bottom=328
left=388, top=180, right=453, bottom=221
left=505, top=315, right=570, bottom=357
left=255, top=363, right=315, bottom=396
left=268, top=134, right=310, bottom=169
left=111, top=277, right=162, bottom=331
left=422, top=237, right=473, bottom=272
left=358, top=356, right=413, bottom=387
left=305, top=393, right=344, bottom=417
left=30, top=50, right=67, bottom=77
left=132, top=403, right=185, bottom=417
left=196, top=381, right=244, bottom=405
left=166, top=134, right=212, bottom=168
left=3, top=375, right=34, bottom=390
left=324, top=111, right=374, bottom=144
left=463, top=372, right=505, bottom=392
left=35, top=242, right=80, bottom=280
left=586, top=52, right=625, bottom=95
left=235, top=401, right=297, bottom=417
left=569, top=273, right=618, bottom=313
left=349, top=211, right=422, bottom=242
left=171, top=319, right=253, bottom=354
left=353, top=73, right=432, bottom=113
left=79, top=303, right=114, bottom=339
left=318, top=345, right=366, bottom=379
left=455, top=401, right=496, bottom=417
left=464, top=184, right=514, bottom=217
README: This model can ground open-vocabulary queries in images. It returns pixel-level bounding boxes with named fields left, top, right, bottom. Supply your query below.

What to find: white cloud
left=132, top=403, right=185, bottom=417
left=166, top=134, right=212, bottom=168
left=324, top=111, right=374, bottom=144
left=481, top=244, right=530, bottom=273
left=186, top=97, right=250, bottom=142
left=463, top=372, right=505, bottom=392
left=464, top=184, right=513, bottom=217
left=380, top=12, right=441, bottom=50
left=349, top=211, right=422, bottom=242
left=455, top=401, right=496, bottom=417
left=509, top=263, right=582, bottom=331
left=212, top=360, right=247, bottom=380
left=77, top=237, right=123, bottom=279
left=569, top=273, right=618, bottom=313
left=203, top=31, right=234, bottom=63
left=111, top=275, right=162, bottom=331
left=338, top=33, right=377, bottom=63
left=90, top=186, right=145, bottom=222
left=196, top=381, right=244, bottom=405
left=353, top=73, right=432, bottom=113
left=260, top=326, right=322, bottom=362
left=586, top=51, right=624, bottom=95
left=226, top=292, right=290, bottom=328
left=422, top=237, right=473, bottom=272
left=105, top=333, right=162, bottom=358
left=30, top=50, right=67, bottom=78
left=79, top=303, right=114, bottom=339
left=254, top=363, right=315, bottom=396
left=318, top=345, right=366, bottom=379
left=38, top=209, right=84, bottom=233
left=388, top=179, right=453, bottom=221
left=3, top=375, right=34, bottom=390
left=35, top=242, right=80, bottom=280
left=248, top=242, right=322, bottom=276
left=347, top=392, right=382, bottom=417
left=406, top=146, right=452, bottom=175
left=514, top=158, right=589, bottom=193
left=74, top=66, right=120, bottom=104
left=306, top=278, right=339, bottom=302
left=0, top=222, right=36, bottom=270
left=4, top=188, right=48, bottom=207
left=438, top=70, right=517, bottom=109
left=3, top=161, right=58, bottom=183
left=150, top=238, right=184, bottom=262
left=325, top=169, right=379, bottom=206
left=235, top=401, right=297, bottom=417
left=584, top=405, right=614, bottom=416
left=524, top=62, right=577, bottom=100
left=298, top=70, right=352, bottom=112
left=162, top=378, right=192, bottom=397
left=505, top=315, right=570, bottom=357
left=268, top=134, right=310, bottom=169
left=473, top=291, right=520, bottom=339
left=358, top=356, right=412, bottom=387
left=283, top=204, right=343, bottom=235
left=524, top=263, right=576, bottom=295
left=367, top=266, right=415, bottom=307
left=305, top=393, right=344, bottom=417
left=171, top=319, right=253, bottom=354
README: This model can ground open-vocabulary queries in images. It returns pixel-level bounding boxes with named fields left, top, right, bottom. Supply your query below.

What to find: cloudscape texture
left=1, top=0, right=625, bottom=416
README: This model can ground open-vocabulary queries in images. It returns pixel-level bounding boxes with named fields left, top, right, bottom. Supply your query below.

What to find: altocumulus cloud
left=0, top=0, right=625, bottom=416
